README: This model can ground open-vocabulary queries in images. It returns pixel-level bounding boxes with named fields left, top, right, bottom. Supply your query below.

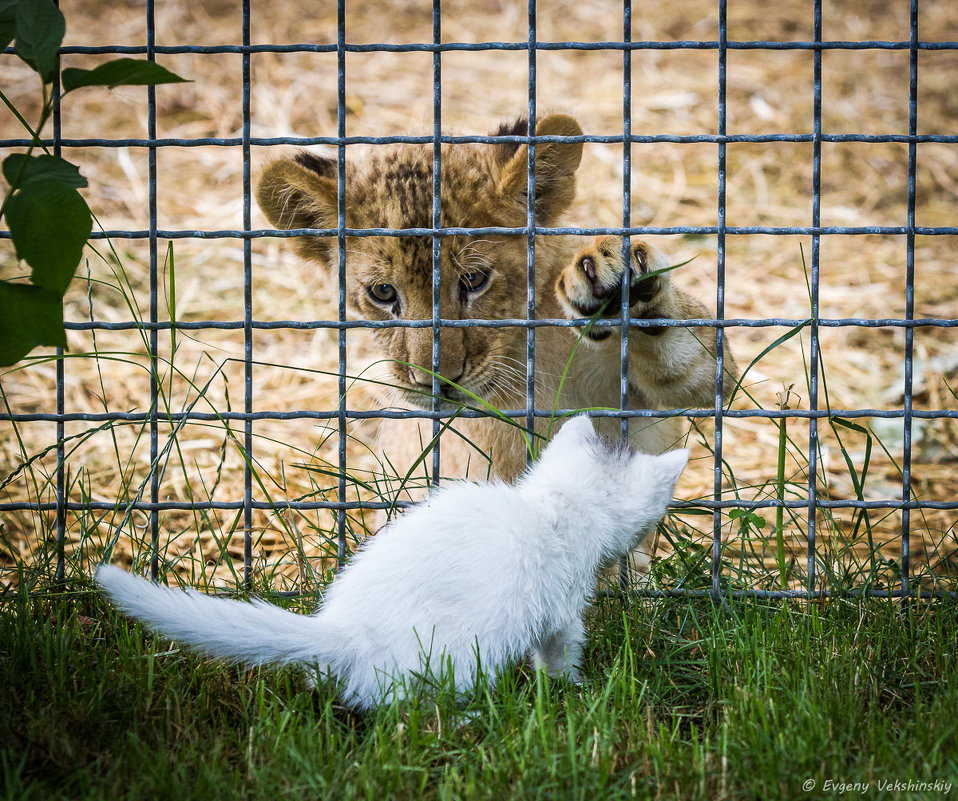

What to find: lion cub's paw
left=556, top=236, right=670, bottom=341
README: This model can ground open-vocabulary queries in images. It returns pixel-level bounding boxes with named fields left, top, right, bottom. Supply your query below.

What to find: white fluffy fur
left=97, top=415, right=687, bottom=710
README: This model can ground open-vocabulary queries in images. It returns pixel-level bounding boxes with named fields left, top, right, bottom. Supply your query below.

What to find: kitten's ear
left=256, top=153, right=339, bottom=267
left=537, top=414, right=593, bottom=465
left=656, top=448, right=689, bottom=490
left=555, top=414, right=594, bottom=442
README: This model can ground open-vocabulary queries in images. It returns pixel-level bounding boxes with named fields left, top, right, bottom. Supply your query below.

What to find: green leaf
left=729, top=508, right=766, bottom=533
left=749, top=513, right=767, bottom=529
left=4, top=178, right=91, bottom=294
left=14, top=0, right=64, bottom=83
left=0, top=0, right=18, bottom=53
left=2, top=153, right=87, bottom=190
left=61, top=58, right=189, bottom=93
left=0, top=280, right=65, bottom=365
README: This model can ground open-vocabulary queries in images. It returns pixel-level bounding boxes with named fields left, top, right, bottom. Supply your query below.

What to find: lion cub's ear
left=256, top=152, right=339, bottom=265
left=493, top=114, right=584, bottom=225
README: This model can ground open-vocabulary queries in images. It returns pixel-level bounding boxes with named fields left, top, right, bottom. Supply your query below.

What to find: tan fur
left=256, top=114, right=738, bottom=489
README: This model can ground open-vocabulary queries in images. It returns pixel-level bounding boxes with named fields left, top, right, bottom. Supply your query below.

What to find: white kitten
left=97, top=415, right=687, bottom=710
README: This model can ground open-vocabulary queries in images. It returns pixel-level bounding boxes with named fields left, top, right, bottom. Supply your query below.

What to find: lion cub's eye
left=459, top=270, right=491, bottom=294
left=368, top=283, right=398, bottom=304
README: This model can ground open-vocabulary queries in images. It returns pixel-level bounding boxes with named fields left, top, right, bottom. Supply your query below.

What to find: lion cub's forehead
left=347, top=145, right=502, bottom=288
left=349, top=145, right=500, bottom=231
left=359, top=234, right=434, bottom=296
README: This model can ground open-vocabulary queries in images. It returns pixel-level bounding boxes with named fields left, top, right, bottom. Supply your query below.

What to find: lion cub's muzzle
left=400, top=363, right=482, bottom=409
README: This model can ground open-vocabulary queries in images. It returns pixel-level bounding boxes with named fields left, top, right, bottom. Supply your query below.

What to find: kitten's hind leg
left=532, top=620, right=585, bottom=683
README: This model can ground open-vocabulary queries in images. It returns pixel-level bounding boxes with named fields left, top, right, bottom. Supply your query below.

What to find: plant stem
left=775, top=416, right=788, bottom=590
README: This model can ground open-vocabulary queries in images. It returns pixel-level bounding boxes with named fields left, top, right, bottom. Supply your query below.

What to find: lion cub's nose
left=409, top=363, right=466, bottom=391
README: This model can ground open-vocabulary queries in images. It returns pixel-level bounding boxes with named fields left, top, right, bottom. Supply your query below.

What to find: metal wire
left=6, top=499, right=956, bottom=513
left=901, top=0, right=920, bottom=596
left=806, top=0, right=823, bottom=595
left=2, top=6, right=955, bottom=599
left=242, top=0, right=254, bottom=586
left=6, top=133, right=958, bottom=148
left=525, top=0, right=537, bottom=444
left=713, top=0, right=728, bottom=600
left=17, top=39, right=958, bottom=54
left=147, top=0, right=160, bottom=578
left=52, top=3, right=65, bottom=584
left=7, top=223, right=958, bottom=238
left=4, top=407, right=958, bottom=425
left=336, top=0, right=348, bottom=567
left=617, top=0, right=633, bottom=597
left=431, top=0, right=443, bottom=484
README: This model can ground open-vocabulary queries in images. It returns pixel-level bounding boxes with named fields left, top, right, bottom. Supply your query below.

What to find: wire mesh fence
left=1, top=0, right=956, bottom=599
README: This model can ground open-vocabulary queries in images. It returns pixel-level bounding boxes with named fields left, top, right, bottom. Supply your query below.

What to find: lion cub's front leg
left=555, top=236, right=738, bottom=409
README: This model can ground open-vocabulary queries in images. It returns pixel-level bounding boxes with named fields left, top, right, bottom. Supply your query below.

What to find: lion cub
left=256, top=114, right=736, bottom=484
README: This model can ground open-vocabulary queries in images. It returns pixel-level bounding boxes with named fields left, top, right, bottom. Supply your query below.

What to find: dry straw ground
left=1, top=0, right=955, bottom=593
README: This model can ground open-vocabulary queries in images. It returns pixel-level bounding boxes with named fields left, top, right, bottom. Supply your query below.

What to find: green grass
left=2, top=582, right=956, bottom=801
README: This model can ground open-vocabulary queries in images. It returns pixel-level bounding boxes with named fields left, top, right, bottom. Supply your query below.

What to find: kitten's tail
left=96, top=564, right=337, bottom=670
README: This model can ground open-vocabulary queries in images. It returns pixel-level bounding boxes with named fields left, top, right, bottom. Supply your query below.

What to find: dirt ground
left=1, top=0, right=955, bottom=593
